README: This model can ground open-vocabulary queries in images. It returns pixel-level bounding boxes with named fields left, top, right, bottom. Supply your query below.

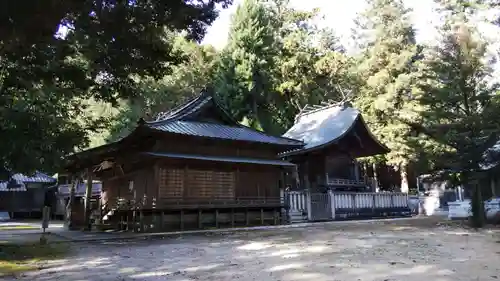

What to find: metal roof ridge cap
left=296, top=103, right=343, bottom=120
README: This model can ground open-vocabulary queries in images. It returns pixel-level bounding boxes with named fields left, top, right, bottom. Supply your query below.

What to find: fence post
left=372, top=193, right=377, bottom=216
left=390, top=194, right=395, bottom=216
left=306, top=190, right=312, bottom=221
left=328, top=190, right=336, bottom=220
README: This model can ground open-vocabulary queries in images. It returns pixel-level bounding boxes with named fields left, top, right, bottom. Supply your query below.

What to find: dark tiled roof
left=0, top=172, right=56, bottom=191
left=146, top=91, right=303, bottom=147
left=147, top=120, right=302, bottom=146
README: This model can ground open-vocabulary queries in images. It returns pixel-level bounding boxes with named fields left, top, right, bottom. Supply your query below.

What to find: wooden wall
left=155, top=160, right=282, bottom=204
left=153, top=134, right=280, bottom=159
left=101, top=159, right=283, bottom=210
left=101, top=165, right=156, bottom=208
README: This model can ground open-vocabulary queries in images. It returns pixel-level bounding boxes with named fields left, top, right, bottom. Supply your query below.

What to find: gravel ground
left=9, top=218, right=500, bottom=281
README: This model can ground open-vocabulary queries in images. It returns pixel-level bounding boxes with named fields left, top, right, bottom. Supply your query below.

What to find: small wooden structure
left=281, top=102, right=411, bottom=221
left=281, top=102, right=390, bottom=192
left=64, top=91, right=303, bottom=231
left=0, top=172, right=57, bottom=219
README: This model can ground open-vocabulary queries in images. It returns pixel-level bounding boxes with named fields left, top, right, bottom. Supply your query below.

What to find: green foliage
left=214, top=0, right=280, bottom=133
left=0, top=1, right=230, bottom=177
left=411, top=0, right=500, bottom=227
left=214, top=0, right=353, bottom=134
left=412, top=1, right=500, bottom=172
left=107, top=36, right=219, bottom=141
left=354, top=0, right=424, bottom=172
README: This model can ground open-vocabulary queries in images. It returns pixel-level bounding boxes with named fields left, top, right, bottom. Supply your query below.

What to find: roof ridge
left=295, top=101, right=354, bottom=123
left=149, top=91, right=212, bottom=124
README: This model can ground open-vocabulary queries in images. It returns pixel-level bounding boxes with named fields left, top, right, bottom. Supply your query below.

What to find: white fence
left=283, top=191, right=411, bottom=223
left=286, top=191, right=308, bottom=223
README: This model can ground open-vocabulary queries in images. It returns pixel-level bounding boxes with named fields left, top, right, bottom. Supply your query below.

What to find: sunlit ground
left=0, top=242, right=70, bottom=278
left=5, top=219, right=500, bottom=281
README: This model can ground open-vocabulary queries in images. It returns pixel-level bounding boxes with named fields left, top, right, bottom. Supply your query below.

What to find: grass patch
left=0, top=225, right=39, bottom=231
left=0, top=240, right=70, bottom=277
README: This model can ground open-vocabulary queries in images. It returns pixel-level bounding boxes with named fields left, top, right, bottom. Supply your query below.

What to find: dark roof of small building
left=145, top=120, right=302, bottom=146
left=480, top=139, right=500, bottom=171
left=0, top=172, right=56, bottom=191
left=281, top=102, right=389, bottom=157
left=142, top=91, right=303, bottom=147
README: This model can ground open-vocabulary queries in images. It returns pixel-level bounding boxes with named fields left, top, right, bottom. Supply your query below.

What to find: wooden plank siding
left=100, top=160, right=283, bottom=211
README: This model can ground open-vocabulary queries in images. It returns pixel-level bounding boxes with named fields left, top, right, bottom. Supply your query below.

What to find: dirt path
left=8, top=219, right=500, bottom=281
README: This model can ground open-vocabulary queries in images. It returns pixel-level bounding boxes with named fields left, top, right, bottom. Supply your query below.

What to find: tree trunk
left=470, top=182, right=485, bottom=228
left=65, top=176, right=78, bottom=229
left=372, top=163, right=379, bottom=192
left=400, top=165, right=409, bottom=193
left=83, top=168, right=93, bottom=231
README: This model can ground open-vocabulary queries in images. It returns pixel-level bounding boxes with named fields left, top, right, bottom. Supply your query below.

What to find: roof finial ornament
left=296, top=85, right=354, bottom=120
left=336, top=85, right=353, bottom=109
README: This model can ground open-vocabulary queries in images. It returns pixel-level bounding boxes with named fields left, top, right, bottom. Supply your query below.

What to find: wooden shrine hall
left=63, top=91, right=304, bottom=232
left=281, top=102, right=389, bottom=192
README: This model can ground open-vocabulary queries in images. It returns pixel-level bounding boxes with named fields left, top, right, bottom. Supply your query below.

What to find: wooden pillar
left=304, top=161, right=311, bottom=190
left=160, top=211, right=165, bottom=231
left=372, top=163, right=379, bottom=192
left=198, top=209, right=203, bottom=229
left=139, top=211, right=144, bottom=232
left=362, top=162, right=368, bottom=181
left=273, top=209, right=278, bottom=225
left=324, top=156, right=330, bottom=186
left=126, top=213, right=130, bottom=231
left=65, top=175, right=78, bottom=230
left=353, top=161, right=360, bottom=181
left=491, top=176, right=496, bottom=197
left=180, top=210, right=185, bottom=230
left=231, top=208, right=235, bottom=227
left=215, top=209, right=219, bottom=228
left=83, top=168, right=93, bottom=230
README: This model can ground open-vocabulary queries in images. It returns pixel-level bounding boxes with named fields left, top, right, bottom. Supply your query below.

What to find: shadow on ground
left=7, top=218, right=500, bottom=281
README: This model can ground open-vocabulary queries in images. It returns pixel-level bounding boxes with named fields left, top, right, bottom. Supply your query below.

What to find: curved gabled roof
left=282, top=104, right=389, bottom=157
left=143, top=91, right=304, bottom=147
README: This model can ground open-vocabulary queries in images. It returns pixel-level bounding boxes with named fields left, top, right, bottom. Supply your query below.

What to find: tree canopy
left=0, top=0, right=232, bottom=178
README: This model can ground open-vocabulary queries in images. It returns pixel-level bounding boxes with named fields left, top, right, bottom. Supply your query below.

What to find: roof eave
left=146, top=124, right=303, bottom=148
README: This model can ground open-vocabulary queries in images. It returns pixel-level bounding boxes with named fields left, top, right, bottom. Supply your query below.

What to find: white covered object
left=0, top=212, right=10, bottom=221
left=447, top=198, right=500, bottom=220
left=485, top=198, right=500, bottom=221
left=448, top=200, right=471, bottom=219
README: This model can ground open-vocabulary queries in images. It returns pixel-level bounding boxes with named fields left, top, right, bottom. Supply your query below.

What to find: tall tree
left=215, top=0, right=353, bottom=133
left=107, top=36, right=219, bottom=141
left=214, top=0, right=280, bottom=133
left=0, top=1, right=231, bottom=178
left=354, top=0, right=422, bottom=192
left=408, top=0, right=500, bottom=227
